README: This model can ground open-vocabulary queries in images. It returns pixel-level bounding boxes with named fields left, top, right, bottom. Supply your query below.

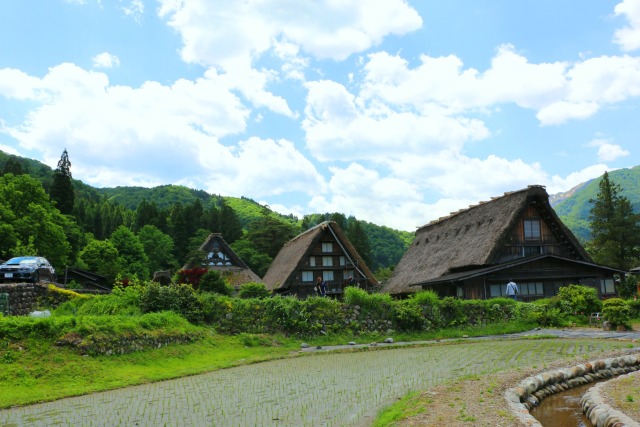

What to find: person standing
left=506, top=279, right=519, bottom=300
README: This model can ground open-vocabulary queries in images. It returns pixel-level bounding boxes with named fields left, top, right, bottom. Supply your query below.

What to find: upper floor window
left=301, top=271, right=313, bottom=282
left=309, top=257, right=316, bottom=267
left=524, top=219, right=541, bottom=240
left=339, top=256, right=346, bottom=266
left=322, top=242, right=333, bottom=253
left=322, top=256, right=333, bottom=267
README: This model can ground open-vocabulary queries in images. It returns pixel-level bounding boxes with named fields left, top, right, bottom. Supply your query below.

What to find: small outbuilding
left=262, top=221, right=378, bottom=298
left=380, top=185, right=625, bottom=300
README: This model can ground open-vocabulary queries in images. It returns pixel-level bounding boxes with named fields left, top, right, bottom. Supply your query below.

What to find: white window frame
left=301, top=271, right=313, bottom=282
left=322, top=242, right=333, bottom=253
left=322, top=256, right=333, bottom=267
left=309, top=257, right=316, bottom=267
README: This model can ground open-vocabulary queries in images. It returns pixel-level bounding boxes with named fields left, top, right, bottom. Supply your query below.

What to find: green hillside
left=553, top=165, right=640, bottom=241
left=0, top=150, right=411, bottom=271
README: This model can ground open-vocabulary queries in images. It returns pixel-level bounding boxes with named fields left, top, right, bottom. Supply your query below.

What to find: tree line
left=0, top=150, right=397, bottom=283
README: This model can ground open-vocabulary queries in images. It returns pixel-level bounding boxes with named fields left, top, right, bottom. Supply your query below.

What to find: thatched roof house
left=263, top=221, right=378, bottom=298
left=381, top=185, right=624, bottom=300
left=185, top=233, right=261, bottom=287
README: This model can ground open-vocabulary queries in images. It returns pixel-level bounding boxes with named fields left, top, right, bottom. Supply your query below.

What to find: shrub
left=198, top=270, right=233, bottom=296
left=602, top=298, right=631, bottom=328
left=238, top=282, right=271, bottom=299
left=627, top=299, right=640, bottom=319
left=440, top=297, right=466, bottom=327
left=556, top=284, right=602, bottom=315
left=140, top=282, right=204, bottom=324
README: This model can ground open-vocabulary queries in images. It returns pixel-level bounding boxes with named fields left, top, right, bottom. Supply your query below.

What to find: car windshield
left=6, top=257, right=38, bottom=265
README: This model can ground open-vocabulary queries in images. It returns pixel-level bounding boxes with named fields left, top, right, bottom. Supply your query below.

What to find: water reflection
left=530, top=382, right=600, bottom=427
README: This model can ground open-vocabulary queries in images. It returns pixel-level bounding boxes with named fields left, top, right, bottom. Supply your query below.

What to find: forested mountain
left=0, top=150, right=411, bottom=276
left=4, top=149, right=639, bottom=279
left=552, top=165, right=640, bottom=241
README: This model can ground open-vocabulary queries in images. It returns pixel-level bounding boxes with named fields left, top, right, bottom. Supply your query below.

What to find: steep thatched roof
left=381, top=185, right=589, bottom=294
left=262, top=221, right=378, bottom=291
left=186, top=233, right=262, bottom=285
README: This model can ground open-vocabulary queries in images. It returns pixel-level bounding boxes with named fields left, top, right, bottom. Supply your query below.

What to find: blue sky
left=1, top=0, right=639, bottom=231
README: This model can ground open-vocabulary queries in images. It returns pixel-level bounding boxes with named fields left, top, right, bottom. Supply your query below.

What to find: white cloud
left=546, top=164, right=611, bottom=194
left=588, top=138, right=631, bottom=161
left=121, top=0, right=144, bottom=21
left=92, top=52, right=121, bottom=69
left=156, top=0, right=421, bottom=117
left=198, top=137, right=326, bottom=198
left=614, top=0, right=640, bottom=51
left=0, top=68, right=43, bottom=100
left=158, top=0, right=422, bottom=65
left=0, top=144, right=20, bottom=156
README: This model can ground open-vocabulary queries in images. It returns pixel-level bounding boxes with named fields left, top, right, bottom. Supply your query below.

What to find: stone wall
left=581, top=371, right=640, bottom=427
left=0, top=283, right=47, bottom=316
left=504, top=351, right=640, bottom=427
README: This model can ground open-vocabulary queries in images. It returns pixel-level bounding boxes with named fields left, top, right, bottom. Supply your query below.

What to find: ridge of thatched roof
left=262, top=221, right=378, bottom=291
left=380, top=185, right=589, bottom=294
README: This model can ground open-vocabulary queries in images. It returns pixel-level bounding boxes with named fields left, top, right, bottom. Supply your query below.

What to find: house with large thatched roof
left=380, top=185, right=624, bottom=300
left=262, top=221, right=378, bottom=298
left=184, top=233, right=261, bottom=287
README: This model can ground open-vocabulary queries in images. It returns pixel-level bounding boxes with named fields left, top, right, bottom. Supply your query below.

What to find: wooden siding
left=497, top=205, right=571, bottom=262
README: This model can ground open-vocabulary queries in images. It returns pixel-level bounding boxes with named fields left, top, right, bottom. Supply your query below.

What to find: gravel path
left=0, top=335, right=630, bottom=427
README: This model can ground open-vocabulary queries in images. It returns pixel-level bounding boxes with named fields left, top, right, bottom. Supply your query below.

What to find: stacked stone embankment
left=0, top=283, right=47, bottom=315
left=504, top=351, right=640, bottom=427
left=582, top=371, right=640, bottom=427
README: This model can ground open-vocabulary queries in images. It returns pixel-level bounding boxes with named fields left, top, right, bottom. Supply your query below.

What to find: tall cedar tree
left=49, top=149, right=75, bottom=215
left=588, top=171, right=640, bottom=270
left=346, top=219, right=372, bottom=267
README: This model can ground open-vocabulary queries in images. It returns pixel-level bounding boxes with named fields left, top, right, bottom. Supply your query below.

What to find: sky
left=1, top=1, right=639, bottom=232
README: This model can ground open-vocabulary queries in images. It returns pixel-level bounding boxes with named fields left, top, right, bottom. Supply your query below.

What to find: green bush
left=440, top=297, right=466, bottom=327
left=627, top=299, right=640, bottom=319
left=556, top=284, right=602, bottom=315
left=198, top=270, right=234, bottom=296
left=238, top=282, right=271, bottom=299
left=602, top=298, right=631, bottom=328
left=54, top=282, right=143, bottom=316
left=140, top=282, right=205, bottom=324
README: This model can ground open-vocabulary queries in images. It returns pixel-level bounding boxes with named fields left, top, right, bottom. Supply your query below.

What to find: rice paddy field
left=0, top=338, right=630, bottom=427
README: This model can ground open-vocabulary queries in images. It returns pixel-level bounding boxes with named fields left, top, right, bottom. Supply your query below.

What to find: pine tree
left=588, top=171, right=640, bottom=269
left=49, top=149, right=75, bottom=215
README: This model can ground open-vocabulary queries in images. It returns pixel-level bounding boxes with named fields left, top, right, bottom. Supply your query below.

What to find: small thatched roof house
left=263, top=221, right=378, bottom=298
left=381, top=185, right=624, bottom=300
left=185, top=233, right=261, bottom=287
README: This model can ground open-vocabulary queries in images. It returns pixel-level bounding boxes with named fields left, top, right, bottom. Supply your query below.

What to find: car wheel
left=32, top=271, right=40, bottom=283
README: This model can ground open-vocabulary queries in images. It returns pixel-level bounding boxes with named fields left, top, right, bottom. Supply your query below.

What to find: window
left=302, top=271, right=313, bottom=282
left=339, top=256, right=345, bottom=266
left=524, top=219, right=541, bottom=240
left=322, top=242, right=333, bottom=253
left=456, top=287, right=464, bottom=298
left=601, top=279, right=615, bottom=294
left=519, top=282, right=543, bottom=296
left=523, top=246, right=541, bottom=256
left=490, top=285, right=503, bottom=297
left=309, top=257, right=316, bottom=267
left=322, top=256, right=333, bottom=267
left=323, top=271, right=334, bottom=281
